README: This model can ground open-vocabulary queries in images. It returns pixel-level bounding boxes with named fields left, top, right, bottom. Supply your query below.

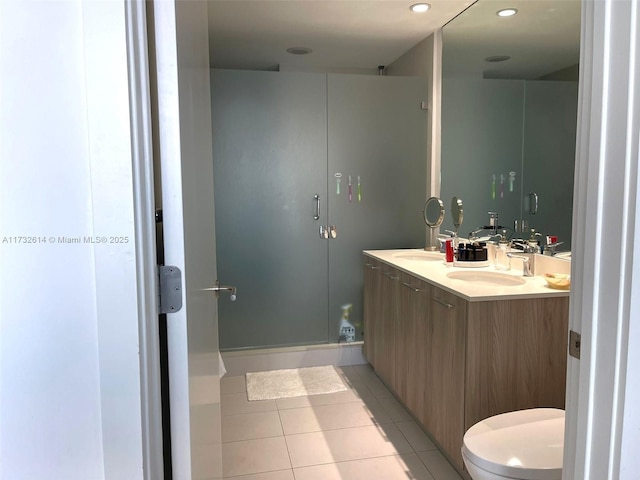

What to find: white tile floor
left=221, top=364, right=464, bottom=480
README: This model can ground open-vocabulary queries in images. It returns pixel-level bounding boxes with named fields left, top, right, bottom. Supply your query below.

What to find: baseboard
left=220, top=342, right=367, bottom=376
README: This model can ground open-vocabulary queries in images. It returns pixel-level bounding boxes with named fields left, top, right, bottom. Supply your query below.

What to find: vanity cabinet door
left=465, top=297, right=569, bottom=430
left=397, top=272, right=430, bottom=418
left=425, top=286, right=467, bottom=471
left=377, top=265, right=401, bottom=388
left=363, top=258, right=382, bottom=367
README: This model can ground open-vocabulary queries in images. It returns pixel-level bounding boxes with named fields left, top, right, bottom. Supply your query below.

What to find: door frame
left=125, top=0, right=165, bottom=478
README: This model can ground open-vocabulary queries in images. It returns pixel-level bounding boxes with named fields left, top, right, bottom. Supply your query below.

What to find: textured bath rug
left=246, top=366, right=347, bottom=401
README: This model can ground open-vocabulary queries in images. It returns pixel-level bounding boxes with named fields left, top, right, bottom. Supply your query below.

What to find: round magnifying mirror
left=451, top=197, right=464, bottom=229
left=423, top=197, right=445, bottom=227
left=423, top=197, right=444, bottom=251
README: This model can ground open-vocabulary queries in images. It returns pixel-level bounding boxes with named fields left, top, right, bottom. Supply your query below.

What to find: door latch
left=569, top=330, right=581, bottom=359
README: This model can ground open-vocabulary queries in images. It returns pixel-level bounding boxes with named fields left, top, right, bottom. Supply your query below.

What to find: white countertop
left=364, top=249, right=571, bottom=302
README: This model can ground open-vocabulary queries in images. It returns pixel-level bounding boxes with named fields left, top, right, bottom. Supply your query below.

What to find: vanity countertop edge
left=364, top=249, right=570, bottom=302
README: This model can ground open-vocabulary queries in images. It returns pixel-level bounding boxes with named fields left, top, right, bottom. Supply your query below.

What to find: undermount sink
left=446, top=270, right=526, bottom=286
left=392, top=251, right=443, bottom=262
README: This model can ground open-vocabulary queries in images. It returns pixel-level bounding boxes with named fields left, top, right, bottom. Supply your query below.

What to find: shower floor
left=220, top=364, right=463, bottom=480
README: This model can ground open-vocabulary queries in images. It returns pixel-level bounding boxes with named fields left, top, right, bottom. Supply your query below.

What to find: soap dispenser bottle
left=495, top=230, right=511, bottom=271
left=528, top=229, right=542, bottom=254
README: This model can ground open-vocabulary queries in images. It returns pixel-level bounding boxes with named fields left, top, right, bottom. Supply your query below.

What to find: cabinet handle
left=433, top=297, right=454, bottom=309
left=384, top=272, right=399, bottom=280
left=364, top=263, right=380, bottom=270
left=402, top=282, right=421, bottom=292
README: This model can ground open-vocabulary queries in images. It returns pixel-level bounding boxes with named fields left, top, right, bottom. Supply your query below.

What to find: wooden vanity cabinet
left=465, top=297, right=569, bottom=430
left=362, top=254, right=569, bottom=474
left=396, top=272, right=430, bottom=419
left=362, top=259, right=380, bottom=367
left=378, top=264, right=402, bottom=389
left=424, top=285, right=466, bottom=470
left=363, top=259, right=402, bottom=388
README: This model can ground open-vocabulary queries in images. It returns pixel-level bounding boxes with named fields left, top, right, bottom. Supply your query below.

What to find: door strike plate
left=569, top=330, right=581, bottom=359
left=158, top=265, right=183, bottom=314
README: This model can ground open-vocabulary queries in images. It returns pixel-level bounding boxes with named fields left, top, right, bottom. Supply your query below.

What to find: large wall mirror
left=440, top=0, right=581, bottom=252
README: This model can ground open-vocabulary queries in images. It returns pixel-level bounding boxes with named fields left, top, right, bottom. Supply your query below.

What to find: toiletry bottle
left=495, top=231, right=510, bottom=271
left=339, top=304, right=355, bottom=342
left=445, top=239, right=454, bottom=266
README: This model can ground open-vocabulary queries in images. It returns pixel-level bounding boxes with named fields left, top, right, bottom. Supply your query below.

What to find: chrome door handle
left=314, top=194, right=320, bottom=220
left=329, top=225, right=337, bottom=239
left=203, top=280, right=237, bottom=301
left=319, top=225, right=329, bottom=239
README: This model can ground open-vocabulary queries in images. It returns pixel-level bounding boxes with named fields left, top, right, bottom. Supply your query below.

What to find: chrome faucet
left=507, top=253, right=533, bottom=277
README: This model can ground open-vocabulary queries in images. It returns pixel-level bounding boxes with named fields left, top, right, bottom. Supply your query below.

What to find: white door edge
left=125, top=1, right=165, bottom=478
left=565, top=0, right=640, bottom=478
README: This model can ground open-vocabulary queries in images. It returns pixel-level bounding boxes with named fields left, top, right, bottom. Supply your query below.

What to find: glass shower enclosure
left=211, top=69, right=427, bottom=350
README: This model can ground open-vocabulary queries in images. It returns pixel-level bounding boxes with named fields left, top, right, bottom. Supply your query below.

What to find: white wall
left=0, top=1, right=145, bottom=478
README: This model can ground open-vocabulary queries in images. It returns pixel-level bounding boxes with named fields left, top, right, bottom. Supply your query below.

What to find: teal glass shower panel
left=211, top=70, right=329, bottom=350
left=326, top=74, right=428, bottom=343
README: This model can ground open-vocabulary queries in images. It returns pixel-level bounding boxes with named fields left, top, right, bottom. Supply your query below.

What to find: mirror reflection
left=439, top=0, right=581, bottom=252
left=451, top=196, right=464, bottom=230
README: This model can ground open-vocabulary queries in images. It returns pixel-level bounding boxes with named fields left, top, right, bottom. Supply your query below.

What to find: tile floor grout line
left=277, top=398, right=297, bottom=476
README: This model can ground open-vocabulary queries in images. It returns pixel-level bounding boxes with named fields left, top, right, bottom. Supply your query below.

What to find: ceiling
left=207, top=0, right=581, bottom=79
left=207, top=0, right=474, bottom=73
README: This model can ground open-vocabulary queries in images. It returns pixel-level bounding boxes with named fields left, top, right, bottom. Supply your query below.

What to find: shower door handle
left=203, top=280, right=237, bottom=301
left=313, top=194, right=320, bottom=220
left=529, top=192, right=538, bottom=215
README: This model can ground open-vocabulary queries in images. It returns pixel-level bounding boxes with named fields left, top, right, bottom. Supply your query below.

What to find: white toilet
left=461, top=408, right=565, bottom=480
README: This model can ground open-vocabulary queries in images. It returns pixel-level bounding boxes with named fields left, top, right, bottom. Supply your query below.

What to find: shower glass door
left=211, top=70, right=329, bottom=349
left=212, top=70, right=427, bottom=350
left=327, top=74, right=428, bottom=342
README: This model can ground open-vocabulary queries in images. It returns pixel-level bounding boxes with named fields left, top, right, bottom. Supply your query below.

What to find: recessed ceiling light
left=410, top=3, right=431, bottom=13
left=286, top=47, right=312, bottom=55
left=485, top=55, right=511, bottom=63
left=497, top=8, right=518, bottom=17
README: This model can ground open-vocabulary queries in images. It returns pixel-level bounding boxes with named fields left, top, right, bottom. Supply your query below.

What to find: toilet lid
left=462, top=408, right=564, bottom=480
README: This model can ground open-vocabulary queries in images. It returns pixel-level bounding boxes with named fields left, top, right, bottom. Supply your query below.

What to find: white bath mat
left=246, top=366, right=347, bottom=401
